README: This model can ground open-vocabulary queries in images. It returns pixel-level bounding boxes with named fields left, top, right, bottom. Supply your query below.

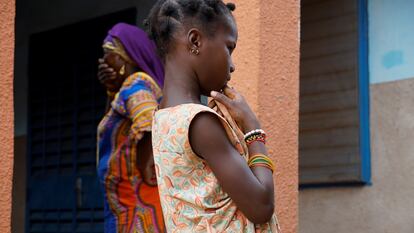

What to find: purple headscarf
left=104, top=23, right=165, bottom=88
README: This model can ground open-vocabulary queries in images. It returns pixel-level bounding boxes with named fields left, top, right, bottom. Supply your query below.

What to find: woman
left=146, top=1, right=280, bottom=232
left=96, top=23, right=165, bottom=233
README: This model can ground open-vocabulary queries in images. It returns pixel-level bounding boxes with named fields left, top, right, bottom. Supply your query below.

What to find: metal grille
left=27, top=9, right=137, bottom=232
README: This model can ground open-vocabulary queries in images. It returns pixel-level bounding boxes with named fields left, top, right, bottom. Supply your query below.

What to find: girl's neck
left=160, top=58, right=202, bottom=109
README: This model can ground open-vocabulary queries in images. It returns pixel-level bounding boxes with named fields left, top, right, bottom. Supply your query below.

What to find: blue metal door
left=27, top=9, right=137, bottom=233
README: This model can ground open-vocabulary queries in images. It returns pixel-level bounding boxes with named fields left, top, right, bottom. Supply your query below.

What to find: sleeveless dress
left=152, top=103, right=280, bottom=233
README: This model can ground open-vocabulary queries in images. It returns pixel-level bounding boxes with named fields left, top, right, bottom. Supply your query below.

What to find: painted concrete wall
left=232, top=1, right=299, bottom=232
left=0, top=0, right=15, bottom=232
left=300, top=1, right=414, bottom=232
left=369, top=0, right=414, bottom=84
left=299, top=78, right=414, bottom=233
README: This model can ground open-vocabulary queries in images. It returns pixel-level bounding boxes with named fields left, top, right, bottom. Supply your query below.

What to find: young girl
left=146, top=1, right=280, bottom=232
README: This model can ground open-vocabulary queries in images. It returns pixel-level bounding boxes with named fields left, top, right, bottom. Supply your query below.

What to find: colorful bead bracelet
left=244, top=129, right=267, bottom=145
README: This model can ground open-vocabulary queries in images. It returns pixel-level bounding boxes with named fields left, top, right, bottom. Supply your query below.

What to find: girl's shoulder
left=156, top=103, right=218, bottom=119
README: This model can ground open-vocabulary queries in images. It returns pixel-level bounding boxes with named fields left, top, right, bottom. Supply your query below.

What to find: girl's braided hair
left=145, top=0, right=236, bottom=58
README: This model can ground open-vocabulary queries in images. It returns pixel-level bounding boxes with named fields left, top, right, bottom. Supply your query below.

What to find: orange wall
left=232, top=1, right=299, bottom=232
left=0, top=0, right=15, bottom=232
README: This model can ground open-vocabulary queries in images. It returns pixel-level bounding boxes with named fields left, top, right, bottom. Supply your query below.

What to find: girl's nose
left=230, top=64, right=235, bottom=73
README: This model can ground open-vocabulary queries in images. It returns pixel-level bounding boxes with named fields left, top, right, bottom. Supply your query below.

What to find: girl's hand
left=210, top=86, right=261, bottom=133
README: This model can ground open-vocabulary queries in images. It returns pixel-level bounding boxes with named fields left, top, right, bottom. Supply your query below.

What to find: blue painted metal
left=358, top=0, right=372, bottom=184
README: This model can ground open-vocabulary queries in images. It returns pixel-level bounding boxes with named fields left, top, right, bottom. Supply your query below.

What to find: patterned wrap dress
left=97, top=72, right=165, bottom=233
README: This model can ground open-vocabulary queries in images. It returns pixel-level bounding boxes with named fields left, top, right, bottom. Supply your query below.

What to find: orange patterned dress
left=97, top=72, right=165, bottom=233
left=152, top=103, right=279, bottom=232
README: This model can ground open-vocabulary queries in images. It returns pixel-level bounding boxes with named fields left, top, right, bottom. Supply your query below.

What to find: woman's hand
left=210, top=86, right=261, bottom=133
left=136, top=132, right=158, bottom=186
left=97, top=58, right=122, bottom=92
left=140, top=156, right=157, bottom=186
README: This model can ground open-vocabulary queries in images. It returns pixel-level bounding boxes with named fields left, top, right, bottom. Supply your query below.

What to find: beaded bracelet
left=246, top=134, right=266, bottom=145
left=248, top=154, right=275, bottom=173
left=244, top=129, right=267, bottom=145
left=244, top=129, right=266, bottom=141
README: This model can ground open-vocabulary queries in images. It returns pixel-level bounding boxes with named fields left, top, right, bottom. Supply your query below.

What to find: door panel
left=27, top=9, right=137, bottom=233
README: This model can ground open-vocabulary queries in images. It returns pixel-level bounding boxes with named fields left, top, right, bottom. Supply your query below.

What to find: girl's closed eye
left=227, top=45, right=234, bottom=53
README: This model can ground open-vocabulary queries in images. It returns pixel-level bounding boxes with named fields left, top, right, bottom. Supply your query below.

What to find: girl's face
left=197, top=18, right=238, bottom=96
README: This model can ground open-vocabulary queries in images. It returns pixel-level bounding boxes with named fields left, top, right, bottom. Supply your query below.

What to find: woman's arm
left=124, top=85, right=159, bottom=186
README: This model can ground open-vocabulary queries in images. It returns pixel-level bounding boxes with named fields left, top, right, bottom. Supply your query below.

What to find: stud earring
left=190, top=48, right=200, bottom=55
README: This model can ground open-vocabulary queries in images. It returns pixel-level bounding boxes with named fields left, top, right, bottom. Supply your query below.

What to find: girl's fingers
left=211, top=91, right=232, bottom=108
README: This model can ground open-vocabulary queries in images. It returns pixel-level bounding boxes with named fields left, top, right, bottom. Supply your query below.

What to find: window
left=299, top=0, right=370, bottom=186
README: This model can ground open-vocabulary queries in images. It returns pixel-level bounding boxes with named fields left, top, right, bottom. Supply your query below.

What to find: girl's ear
left=187, top=28, right=203, bottom=50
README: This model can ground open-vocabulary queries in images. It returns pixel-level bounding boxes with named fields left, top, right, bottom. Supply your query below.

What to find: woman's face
left=103, top=50, right=123, bottom=76
left=196, top=18, right=238, bottom=96
left=101, top=50, right=126, bottom=91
